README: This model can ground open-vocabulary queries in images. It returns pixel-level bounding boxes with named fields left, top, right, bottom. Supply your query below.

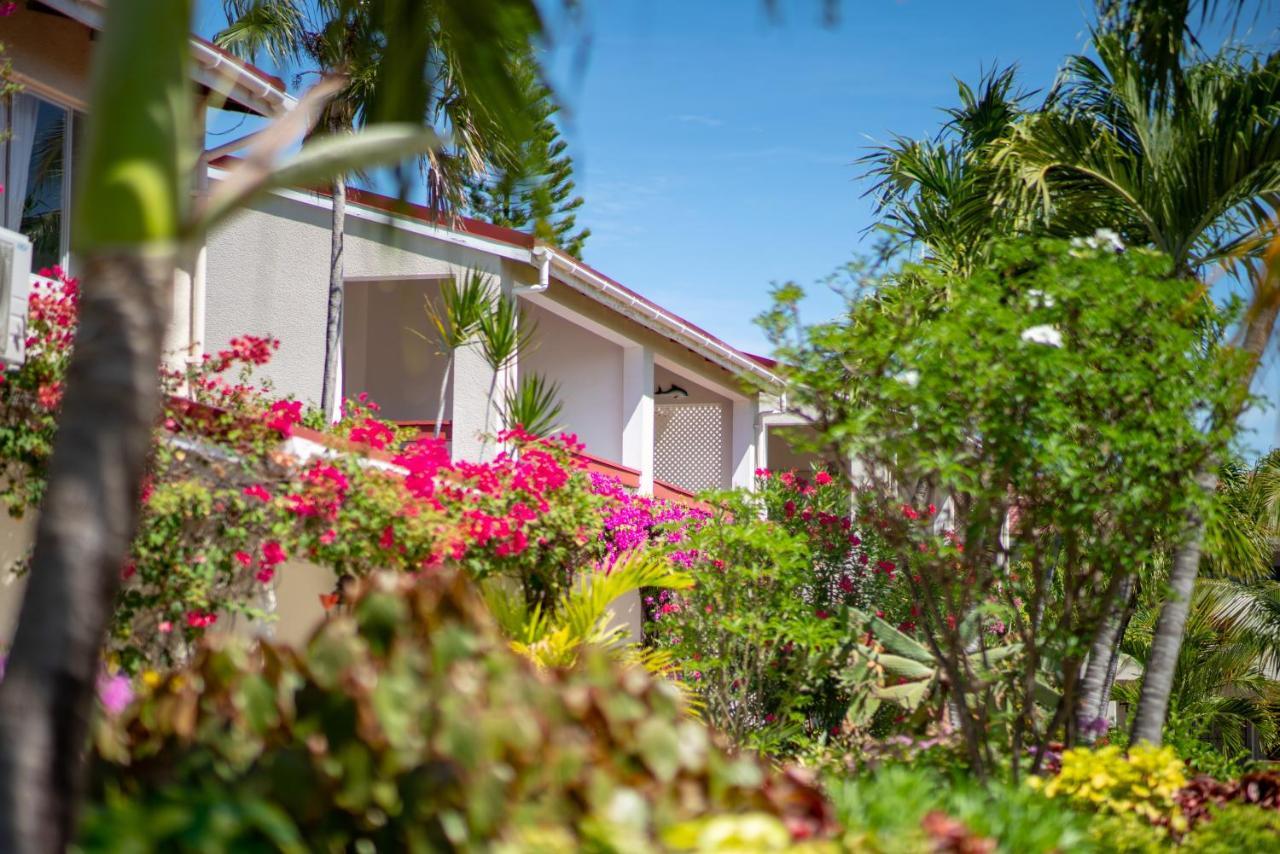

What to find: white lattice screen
left=654, top=402, right=729, bottom=492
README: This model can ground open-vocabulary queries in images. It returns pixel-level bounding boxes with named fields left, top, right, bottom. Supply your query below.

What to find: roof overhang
left=203, top=159, right=783, bottom=392
left=33, top=0, right=296, bottom=117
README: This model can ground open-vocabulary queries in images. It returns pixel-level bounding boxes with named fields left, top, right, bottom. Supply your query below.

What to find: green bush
left=1181, top=804, right=1280, bottom=853
left=79, top=571, right=835, bottom=852
left=826, top=765, right=1092, bottom=853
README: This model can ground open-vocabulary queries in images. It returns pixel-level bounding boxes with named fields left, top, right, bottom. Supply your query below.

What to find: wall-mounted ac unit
left=0, top=227, right=33, bottom=368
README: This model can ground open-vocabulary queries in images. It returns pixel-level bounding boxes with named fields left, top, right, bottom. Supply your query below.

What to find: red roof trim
left=205, top=158, right=771, bottom=376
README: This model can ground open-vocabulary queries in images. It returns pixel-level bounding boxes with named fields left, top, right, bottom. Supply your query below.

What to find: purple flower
left=96, top=673, right=134, bottom=716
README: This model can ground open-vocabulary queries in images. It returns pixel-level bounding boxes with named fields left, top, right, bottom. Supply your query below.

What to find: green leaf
left=199, top=124, right=442, bottom=233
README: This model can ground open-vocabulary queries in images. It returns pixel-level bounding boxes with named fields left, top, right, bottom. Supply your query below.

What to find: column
left=621, top=344, right=655, bottom=493
left=730, top=397, right=759, bottom=489
left=450, top=338, right=506, bottom=462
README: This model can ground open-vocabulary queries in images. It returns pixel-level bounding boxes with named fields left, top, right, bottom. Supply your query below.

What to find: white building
left=2, top=0, right=823, bottom=498
left=0, top=0, right=827, bottom=642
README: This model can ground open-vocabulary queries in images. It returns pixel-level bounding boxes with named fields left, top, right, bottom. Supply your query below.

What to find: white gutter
left=37, top=0, right=295, bottom=118
left=545, top=249, right=784, bottom=389
left=190, top=40, right=298, bottom=117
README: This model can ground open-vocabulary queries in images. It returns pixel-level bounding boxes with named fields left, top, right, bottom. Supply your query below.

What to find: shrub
left=645, top=489, right=859, bottom=752
left=827, top=764, right=1092, bottom=853
left=81, top=570, right=836, bottom=851
left=1181, top=803, right=1280, bottom=853
left=1030, top=744, right=1187, bottom=833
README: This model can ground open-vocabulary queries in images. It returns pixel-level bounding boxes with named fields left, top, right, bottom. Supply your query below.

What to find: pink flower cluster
left=265, top=399, right=303, bottom=436
left=590, top=472, right=707, bottom=560
left=348, top=417, right=395, bottom=450
left=206, top=334, right=279, bottom=372
left=389, top=428, right=589, bottom=563
left=287, top=461, right=349, bottom=520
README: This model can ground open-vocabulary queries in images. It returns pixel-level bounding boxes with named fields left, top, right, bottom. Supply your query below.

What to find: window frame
left=4, top=77, right=81, bottom=273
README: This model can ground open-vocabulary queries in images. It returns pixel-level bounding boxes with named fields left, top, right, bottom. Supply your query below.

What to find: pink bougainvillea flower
left=96, top=672, right=134, bottom=716
left=243, top=484, right=271, bottom=502
left=36, top=382, right=63, bottom=410
left=261, top=540, right=287, bottom=567
left=319, top=528, right=337, bottom=545
left=264, top=399, right=303, bottom=436
left=158, top=621, right=173, bottom=634
left=185, top=611, right=217, bottom=629
left=233, top=550, right=252, bottom=567
left=255, top=567, right=275, bottom=584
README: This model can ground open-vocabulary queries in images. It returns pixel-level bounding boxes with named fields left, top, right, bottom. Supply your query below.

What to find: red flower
left=264, top=399, right=303, bottom=436
left=233, top=550, right=252, bottom=567
left=815, top=471, right=832, bottom=486
left=36, top=383, right=63, bottom=410
left=261, top=540, right=287, bottom=567
left=243, top=484, right=271, bottom=503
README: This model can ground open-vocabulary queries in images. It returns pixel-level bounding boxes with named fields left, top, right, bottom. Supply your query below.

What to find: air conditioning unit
left=0, top=226, right=33, bottom=368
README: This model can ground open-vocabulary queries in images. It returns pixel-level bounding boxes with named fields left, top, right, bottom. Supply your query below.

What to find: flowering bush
left=0, top=268, right=608, bottom=669
left=765, top=238, right=1246, bottom=774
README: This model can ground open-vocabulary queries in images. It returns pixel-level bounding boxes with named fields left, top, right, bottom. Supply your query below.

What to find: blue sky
left=196, top=1, right=1279, bottom=455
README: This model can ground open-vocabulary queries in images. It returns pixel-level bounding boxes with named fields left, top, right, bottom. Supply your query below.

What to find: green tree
left=996, top=17, right=1280, bottom=746
left=465, top=60, right=590, bottom=257
left=762, top=237, right=1245, bottom=779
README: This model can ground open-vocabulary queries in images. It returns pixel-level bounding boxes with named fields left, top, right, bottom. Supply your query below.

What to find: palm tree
left=860, top=66, right=1031, bottom=276
left=1118, top=578, right=1280, bottom=757
left=995, top=24, right=1280, bottom=747
left=216, top=0, right=524, bottom=419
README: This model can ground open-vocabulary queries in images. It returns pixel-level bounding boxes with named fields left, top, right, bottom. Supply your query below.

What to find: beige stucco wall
left=207, top=191, right=517, bottom=407
left=521, top=302, right=624, bottom=461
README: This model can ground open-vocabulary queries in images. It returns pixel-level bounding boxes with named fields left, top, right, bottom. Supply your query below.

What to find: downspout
left=511, top=245, right=550, bottom=295
left=188, top=109, right=209, bottom=374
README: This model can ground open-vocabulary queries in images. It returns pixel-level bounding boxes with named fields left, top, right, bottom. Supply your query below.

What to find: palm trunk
left=1077, top=574, right=1134, bottom=743
left=435, top=356, right=452, bottom=438
left=320, top=179, right=346, bottom=420
left=1097, top=598, right=1135, bottom=724
left=0, top=252, right=174, bottom=852
left=1131, top=270, right=1279, bottom=746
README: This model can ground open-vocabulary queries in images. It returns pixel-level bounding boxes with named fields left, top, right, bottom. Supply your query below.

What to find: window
left=2, top=93, right=80, bottom=272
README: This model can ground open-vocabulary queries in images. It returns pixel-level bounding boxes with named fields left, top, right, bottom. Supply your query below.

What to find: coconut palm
left=995, top=22, right=1280, bottom=746
left=217, top=0, right=525, bottom=419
